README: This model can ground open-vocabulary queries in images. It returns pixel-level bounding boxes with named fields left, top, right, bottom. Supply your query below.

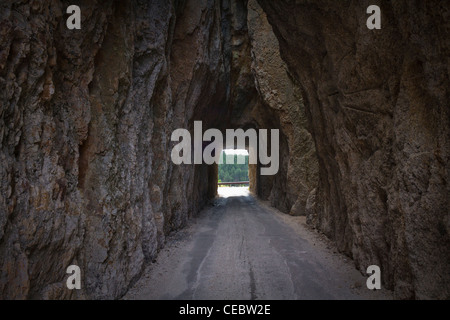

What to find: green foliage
left=218, top=152, right=249, bottom=182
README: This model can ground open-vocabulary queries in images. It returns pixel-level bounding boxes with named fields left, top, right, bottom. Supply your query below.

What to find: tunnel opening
left=218, top=148, right=249, bottom=183
left=218, top=149, right=249, bottom=185
left=217, top=149, right=250, bottom=198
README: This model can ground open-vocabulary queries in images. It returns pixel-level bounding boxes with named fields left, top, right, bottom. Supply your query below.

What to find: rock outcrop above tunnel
left=258, top=0, right=450, bottom=299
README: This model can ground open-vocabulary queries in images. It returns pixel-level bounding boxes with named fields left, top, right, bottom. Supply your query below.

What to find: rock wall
left=247, top=0, right=318, bottom=215
left=0, top=0, right=249, bottom=299
left=220, top=0, right=318, bottom=217
left=258, top=0, right=450, bottom=299
left=1, top=0, right=447, bottom=300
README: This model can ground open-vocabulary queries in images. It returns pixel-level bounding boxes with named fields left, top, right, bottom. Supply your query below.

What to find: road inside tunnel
left=1, top=0, right=447, bottom=301
left=124, top=188, right=391, bottom=300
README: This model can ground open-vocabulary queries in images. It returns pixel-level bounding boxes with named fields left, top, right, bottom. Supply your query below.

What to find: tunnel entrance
left=217, top=149, right=249, bottom=187
left=217, top=149, right=251, bottom=198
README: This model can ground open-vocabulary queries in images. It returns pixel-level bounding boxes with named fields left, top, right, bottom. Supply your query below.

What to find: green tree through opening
left=218, top=150, right=249, bottom=184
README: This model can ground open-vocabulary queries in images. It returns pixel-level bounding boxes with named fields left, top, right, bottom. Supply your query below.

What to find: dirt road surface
left=124, top=187, right=391, bottom=300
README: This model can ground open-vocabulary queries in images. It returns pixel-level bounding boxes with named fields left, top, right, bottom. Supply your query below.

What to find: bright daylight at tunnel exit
left=0, top=0, right=449, bottom=310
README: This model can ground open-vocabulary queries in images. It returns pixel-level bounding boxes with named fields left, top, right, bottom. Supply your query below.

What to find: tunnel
left=0, top=0, right=448, bottom=300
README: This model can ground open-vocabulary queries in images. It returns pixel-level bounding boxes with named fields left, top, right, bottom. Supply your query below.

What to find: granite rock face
left=1, top=0, right=448, bottom=300
left=258, top=0, right=450, bottom=299
left=0, top=0, right=250, bottom=299
left=247, top=0, right=318, bottom=215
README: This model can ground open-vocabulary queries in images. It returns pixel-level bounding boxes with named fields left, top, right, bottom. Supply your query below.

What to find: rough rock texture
left=1, top=0, right=448, bottom=301
left=247, top=0, right=318, bottom=215
left=258, top=0, right=450, bottom=299
left=0, top=0, right=255, bottom=299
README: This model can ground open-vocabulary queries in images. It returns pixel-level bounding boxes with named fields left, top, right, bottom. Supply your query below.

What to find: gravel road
left=124, top=188, right=391, bottom=300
